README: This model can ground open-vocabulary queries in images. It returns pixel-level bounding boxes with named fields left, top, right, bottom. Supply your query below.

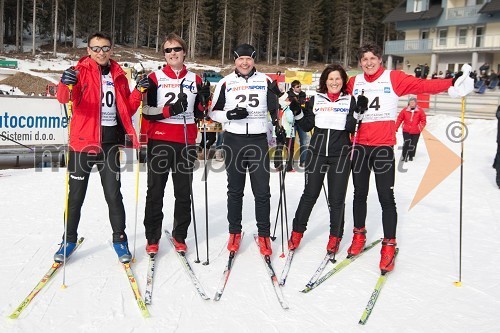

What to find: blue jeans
left=295, top=124, right=310, bottom=164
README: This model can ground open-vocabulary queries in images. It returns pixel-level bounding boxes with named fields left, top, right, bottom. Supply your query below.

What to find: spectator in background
left=422, top=63, right=430, bottom=79
left=396, top=97, right=427, bottom=162
left=414, top=64, right=422, bottom=78
left=480, top=63, right=490, bottom=76
left=287, top=80, right=310, bottom=168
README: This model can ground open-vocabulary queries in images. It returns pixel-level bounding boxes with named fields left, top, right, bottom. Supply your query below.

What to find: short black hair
left=88, top=32, right=112, bottom=46
left=291, top=80, right=301, bottom=88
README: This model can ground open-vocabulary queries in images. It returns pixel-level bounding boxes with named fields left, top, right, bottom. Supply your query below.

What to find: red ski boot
left=326, top=236, right=342, bottom=254
left=380, top=238, right=397, bottom=273
left=288, top=231, right=303, bottom=250
left=258, top=236, right=272, bottom=256
left=227, top=233, right=242, bottom=252
left=347, top=227, right=367, bottom=256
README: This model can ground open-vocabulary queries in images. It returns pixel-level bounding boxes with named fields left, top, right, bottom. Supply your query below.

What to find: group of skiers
left=54, top=31, right=475, bottom=274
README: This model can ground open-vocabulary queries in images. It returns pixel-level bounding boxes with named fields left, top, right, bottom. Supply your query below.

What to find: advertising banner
left=0, top=96, right=68, bottom=147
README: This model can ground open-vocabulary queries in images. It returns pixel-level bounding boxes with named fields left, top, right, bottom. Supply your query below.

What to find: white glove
left=448, top=64, right=474, bottom=98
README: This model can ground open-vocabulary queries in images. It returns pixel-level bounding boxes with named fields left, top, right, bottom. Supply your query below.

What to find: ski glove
left=448, top=64, right=474, bottom=98
left=197, top=83, right=211, bottom=107
left=61, top=67, right=78, bottom=86
left=169, top=93, right=188, bottom=117
left=289, top=98, right=301, bottom=115
left=226, top=106, right=249, bottom=120
left=275, top=125, right=286, bottom=145
left=136, top=76, right=149, bottom=91
left=356, top=95, right=369, bottom=114
left=268, top=80, right=284, bottom=97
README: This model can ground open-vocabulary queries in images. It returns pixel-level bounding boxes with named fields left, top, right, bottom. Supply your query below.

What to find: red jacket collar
left=163, top=64, right=188, bottom=79
left=364, top=66, right=385, bottom=83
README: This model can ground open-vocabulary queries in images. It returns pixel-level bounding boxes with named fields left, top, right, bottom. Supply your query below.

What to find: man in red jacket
left=55, top=32, right=148, bottom=264
left=346, top=43, right=473, bottom=273
left=396, top=97, right=427, bottom=162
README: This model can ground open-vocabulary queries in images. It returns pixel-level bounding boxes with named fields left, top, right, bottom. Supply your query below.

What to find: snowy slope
left=0, top=114, right=499, bottom=332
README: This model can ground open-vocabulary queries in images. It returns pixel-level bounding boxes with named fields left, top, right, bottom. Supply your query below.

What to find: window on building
left=438, top=29, right=447, bottom=46
left=414, top=0, right=423, bottom=12
left=421, top=30, right=429, bottom=40
left=457, top=27, right=468, bottom=45
left=467, top=0, right=485, bottom=5
left=475, top=26, right=484, bottom=47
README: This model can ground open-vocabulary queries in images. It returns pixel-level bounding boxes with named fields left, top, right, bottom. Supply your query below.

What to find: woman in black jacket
left=287, top=64, right=357, bottom=254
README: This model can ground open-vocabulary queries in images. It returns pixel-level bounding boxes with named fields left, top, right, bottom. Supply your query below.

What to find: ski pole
left=200, top=77, right=211, bottom=266
left=0, top=133, right=34, bottom=151
left=61, top=83, right=73, bottom=289
left=454, top=96, right=466, bottom=287
left=180, top=79, right=201, bottom=263
left=132, top=74, right=146, bottom=262
left=350, top=89, right=366, bottom=161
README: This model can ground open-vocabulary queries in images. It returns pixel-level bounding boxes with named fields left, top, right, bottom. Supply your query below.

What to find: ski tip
left=8, top=313, right=19, bottom=319
left=358, top=320, right=366, bottom=325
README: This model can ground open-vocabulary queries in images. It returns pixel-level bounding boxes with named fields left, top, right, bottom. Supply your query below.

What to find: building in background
left=383, top=0, right=500, bottom=76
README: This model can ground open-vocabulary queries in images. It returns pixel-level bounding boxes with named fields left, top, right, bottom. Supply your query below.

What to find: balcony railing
left=385, top=35, right=500, bottom=55
left=446, top=5, right=482, bottom=20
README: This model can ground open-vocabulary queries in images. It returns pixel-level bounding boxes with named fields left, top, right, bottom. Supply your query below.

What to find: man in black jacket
left=287, top=80, right=310, bottom=167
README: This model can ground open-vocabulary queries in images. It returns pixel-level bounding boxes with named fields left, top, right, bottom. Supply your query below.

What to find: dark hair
left=357, top=43, right=382, bottom=61
left=163, top=33, right=187, bottom=52
left=318, top=64, right=348, bottom=95
left=291, top=80, right=301, bottom=88
left=88, top=32, right=112, bottom=46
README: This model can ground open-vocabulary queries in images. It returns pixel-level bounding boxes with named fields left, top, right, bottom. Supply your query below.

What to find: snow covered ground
left=0, top=114, right=499, bottom=332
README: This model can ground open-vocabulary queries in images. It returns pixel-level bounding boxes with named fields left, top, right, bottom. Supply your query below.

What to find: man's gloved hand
left=197, top=83, right=211, bottom=107
left=268, top=80, right=284, bottom=97
left=226, top=106, right=249, bottom=120
left=169, top=93, right=188, bottom=116
left=449, top=64, right=474, bottom=98
left=136, top=76, right=149, bottom=92
left=275, top=124, right=286, bottom=145
left=61, top=67, right=78, bottom=86
left=356, top=95, right=369, bottom=114
left=289, top=98, right=301, bottom=115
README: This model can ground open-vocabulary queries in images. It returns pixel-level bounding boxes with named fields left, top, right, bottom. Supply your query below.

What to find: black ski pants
left=143, top=139, right=196, bottom=243
left=352, top=145, right=397, bottom=239
left=292, top=153, right=351, bottom=237
left=65, top=144, right=127, bottom=243
left=223, top=132, right=271, bottom=236
left=402, top=132, right=421, bottom=159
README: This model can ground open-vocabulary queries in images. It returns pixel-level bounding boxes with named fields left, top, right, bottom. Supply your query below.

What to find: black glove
left=275, top=125, right=286, bottom=145
left=136, top=76, right=149, bottom=91
left=226, top=106, right=248, bottom=120
left=268, top=80, right=284, bottom=97
left=289, top=99, right=301, bottom=115
left=197, top=83, right=211, bottom=107
left=356, top=95, right=369, bottom=114
left=61, top=67, right=78, bottom=86
left=169, top=93, right=188, bottom=116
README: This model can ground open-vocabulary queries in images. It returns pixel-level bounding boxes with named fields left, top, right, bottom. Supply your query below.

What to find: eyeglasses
left=164, top=47, right=184, bottom=53
left=89, top=45, right=111, bottom=53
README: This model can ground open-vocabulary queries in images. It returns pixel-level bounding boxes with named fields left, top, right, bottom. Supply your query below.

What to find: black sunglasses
left=89, top=45, right=111, bottom=53
left=164, top=47, right=184, bottom=53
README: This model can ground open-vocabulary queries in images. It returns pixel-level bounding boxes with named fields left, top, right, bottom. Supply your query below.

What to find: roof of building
left=478, top=0, right=500, bottom=14
left=383, top=1, right=443, bottom=23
